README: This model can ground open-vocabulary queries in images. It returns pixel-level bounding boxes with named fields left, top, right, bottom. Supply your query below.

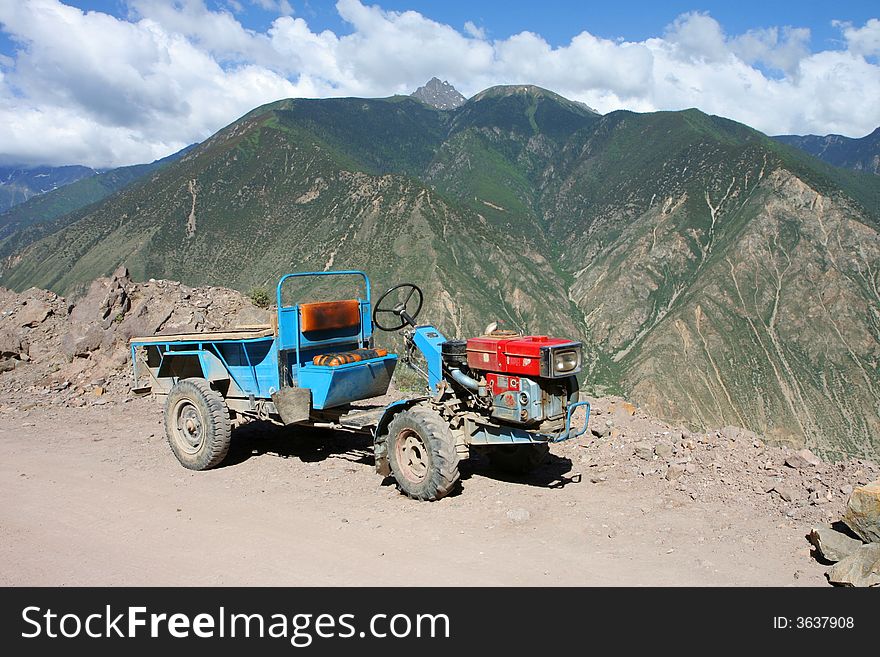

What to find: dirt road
left=0, top=397, right=826, bottom=586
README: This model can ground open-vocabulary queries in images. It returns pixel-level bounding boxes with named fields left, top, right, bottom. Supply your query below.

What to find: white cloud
left=834, top=18, right=880, bottom=57
left=0, top=0, right=878, bottom=167
left=252, top=0, right=293, bottom=16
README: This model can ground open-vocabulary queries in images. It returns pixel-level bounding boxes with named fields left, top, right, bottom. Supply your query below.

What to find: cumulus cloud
left=0, top=0, right=878, bottom=167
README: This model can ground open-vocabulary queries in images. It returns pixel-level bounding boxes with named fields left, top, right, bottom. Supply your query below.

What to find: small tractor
left=130, top=271, right=590, bottom=500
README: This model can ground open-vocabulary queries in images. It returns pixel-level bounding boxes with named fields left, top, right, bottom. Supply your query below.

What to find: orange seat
left=312, top=348, right=388, bottom=367
left=300, top=299, right=360, bottom=333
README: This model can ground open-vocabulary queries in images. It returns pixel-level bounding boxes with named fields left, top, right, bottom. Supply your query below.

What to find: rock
left=93, top=386, right=105, bottom=397
left=807, top=525, right=863, bottom=562
left=655, top=443, right=673, bottom=459
left=785, top=448, right=822, bottom=469
left=633, top=441, right=654, bottom=460
left=18, top=299, right=51, bottom=327
left=720, top=426, right=741, bottom=441
left=843, top=480, right=880, bottom=543
left=61, top=325, right=104, bottom=359
left=666, top=464, right=686, bottom=481
left=827, top=543, right=880, bottom=587
left=590, top=425, right=610, bottom=439
left=505, top=508, right=531, bottom=524
left=610, top=401, right=636, bottom=416
left=0, top=327, right=29, bottom=359
left=769, top=485, right=794, bottom=502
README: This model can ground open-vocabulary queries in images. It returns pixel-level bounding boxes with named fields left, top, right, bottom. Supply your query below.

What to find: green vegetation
left=248, top=287, right=271, bottom=309
left=1, top=88, right=878, bottom=459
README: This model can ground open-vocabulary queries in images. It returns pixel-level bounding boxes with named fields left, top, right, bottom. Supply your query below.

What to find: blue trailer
left=131, top=271, right=589, bottom=500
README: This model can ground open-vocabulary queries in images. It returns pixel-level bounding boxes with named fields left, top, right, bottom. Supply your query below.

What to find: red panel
left=466, top=334, right=576, bottom=376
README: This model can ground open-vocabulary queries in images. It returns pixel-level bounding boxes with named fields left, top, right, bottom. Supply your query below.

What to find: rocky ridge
left=411, top=77, right=466, bottom=109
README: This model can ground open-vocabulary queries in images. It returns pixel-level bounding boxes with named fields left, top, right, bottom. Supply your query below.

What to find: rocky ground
left=0, top=272, right=878, bottom=586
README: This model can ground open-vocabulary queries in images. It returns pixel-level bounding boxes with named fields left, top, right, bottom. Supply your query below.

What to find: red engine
left=465, top=334, right=582, bottom=379
left=440, top=332, right=583, bottom=427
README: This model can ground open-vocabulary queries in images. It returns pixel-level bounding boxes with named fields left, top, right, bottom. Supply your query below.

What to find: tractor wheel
left=485, top=443, right=550, bottom=474
left=164, top=378, right=231, bottom=470
left=386, top=406, right=460, bottom=501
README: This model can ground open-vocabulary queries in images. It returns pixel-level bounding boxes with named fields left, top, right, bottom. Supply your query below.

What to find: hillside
left=1, top=86, right=878, bottom=459
left=775, top=127, right=880, bottom=175
left=0, top=145, right=196, bottom=240
left=0, top=164, right=98, bottom=211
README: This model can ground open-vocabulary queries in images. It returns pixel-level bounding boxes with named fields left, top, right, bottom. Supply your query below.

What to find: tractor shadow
left=462, top=451, right=579, bottom=490
left=223, top=422, right=579, bottom=493
left=221, top=421, right=374, bottom=468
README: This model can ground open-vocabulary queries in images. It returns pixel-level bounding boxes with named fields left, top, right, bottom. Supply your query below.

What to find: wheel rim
left=395, top=429, right=429, bottom=484
left=172, top=399, right=205, bottom=455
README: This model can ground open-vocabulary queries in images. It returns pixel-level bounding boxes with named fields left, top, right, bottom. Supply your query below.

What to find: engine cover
left=466, top=334, right=582, bottom=379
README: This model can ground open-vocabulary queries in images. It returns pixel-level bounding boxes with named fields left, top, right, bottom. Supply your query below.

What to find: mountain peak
left=411, top=78, right=466, bottom=110
left=470, top=84, right=599, bottom=115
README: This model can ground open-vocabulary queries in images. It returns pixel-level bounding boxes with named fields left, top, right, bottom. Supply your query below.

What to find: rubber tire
left=164, top=378, right=231, bottom=470
left=485, top=443, right=550, bottom=474
left=386, top=406, right=460, bottom=501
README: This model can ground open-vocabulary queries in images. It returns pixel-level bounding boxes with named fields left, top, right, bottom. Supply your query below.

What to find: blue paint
left=132, top=270, right=394, bottom=409
left=411, top=325, right=448, bottom=393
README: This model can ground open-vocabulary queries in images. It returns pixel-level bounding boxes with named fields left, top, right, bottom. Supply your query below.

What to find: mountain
left=0, top=145, right=197, bottom=240
left=411, top=77, right=466, bottom=110
left=0, top=164, right=98, bottom=211
left=774, top=127, right=880, bottom=175
left=1, top=87, right=878, bottom=460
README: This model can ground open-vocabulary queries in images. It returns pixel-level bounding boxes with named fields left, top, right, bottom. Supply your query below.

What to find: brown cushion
left=300, top=299, right=360, bottom=333
left=312, top=348, right=388, bottom=367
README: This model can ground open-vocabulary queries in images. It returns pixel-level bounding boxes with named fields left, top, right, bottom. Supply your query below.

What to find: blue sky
left=6, top=0, right=874, bottom=48
left=1, top=1, right=878, bottom=166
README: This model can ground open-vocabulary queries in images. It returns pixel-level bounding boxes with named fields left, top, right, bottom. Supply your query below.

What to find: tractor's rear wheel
left=386, top=406, right=460, bottom=501
left=485, top=443, right=550, bottom=474
left=164, top=378, right=231, bottom=470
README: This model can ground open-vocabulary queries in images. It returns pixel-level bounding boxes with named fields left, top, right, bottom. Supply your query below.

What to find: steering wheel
left=372, top=283, right=423, bottom=331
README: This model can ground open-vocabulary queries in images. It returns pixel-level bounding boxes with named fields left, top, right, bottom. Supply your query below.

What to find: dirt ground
left=0, top=396, right=830, bottom=587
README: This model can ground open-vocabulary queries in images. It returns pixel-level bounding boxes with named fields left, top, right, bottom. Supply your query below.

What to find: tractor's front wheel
left=386, top=406, right=460, bottom=501
left=164, top=378, right=231, bottom=470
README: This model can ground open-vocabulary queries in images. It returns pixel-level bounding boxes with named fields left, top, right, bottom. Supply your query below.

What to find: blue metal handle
left=275, top=270, right=371, bottom=309
left=548, top=400, right=591, bottom=443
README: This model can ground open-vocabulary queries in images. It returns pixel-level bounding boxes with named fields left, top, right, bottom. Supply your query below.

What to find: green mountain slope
left=2, top=87, right=878, bottom=459
left=0, top=165, right=98, bottom=211
left=774, top=127, right=880, bottom=175
left=0, top=145, right=196, bottom=240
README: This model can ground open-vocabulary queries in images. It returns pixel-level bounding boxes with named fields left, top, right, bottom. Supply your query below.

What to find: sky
left=0, top=0, right=878, bottom=168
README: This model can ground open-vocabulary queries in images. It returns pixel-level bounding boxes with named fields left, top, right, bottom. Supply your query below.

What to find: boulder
left=655, top=442, right=673, bottom=459
left=0, top=327, right=28, bottom=359
left=785, top=448, right=822, bottom=469
left=61, top=325, right=104, bottom=359
left=827, top=543, right=880, bottom=587
left=633, top=441, right=654, bottom=460
left=807, top=525, right=863, bottom=562
left=18, top=298, right=51, bottom=327
left=590, top=424, right=610, bottom=439
left=843, top=480, right=880, bottom=543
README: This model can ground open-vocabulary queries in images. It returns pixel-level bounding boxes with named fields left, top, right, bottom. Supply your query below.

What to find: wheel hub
left=396, top=429, right=428, bottom=483
left=175, top=402, right=204, bottom=452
